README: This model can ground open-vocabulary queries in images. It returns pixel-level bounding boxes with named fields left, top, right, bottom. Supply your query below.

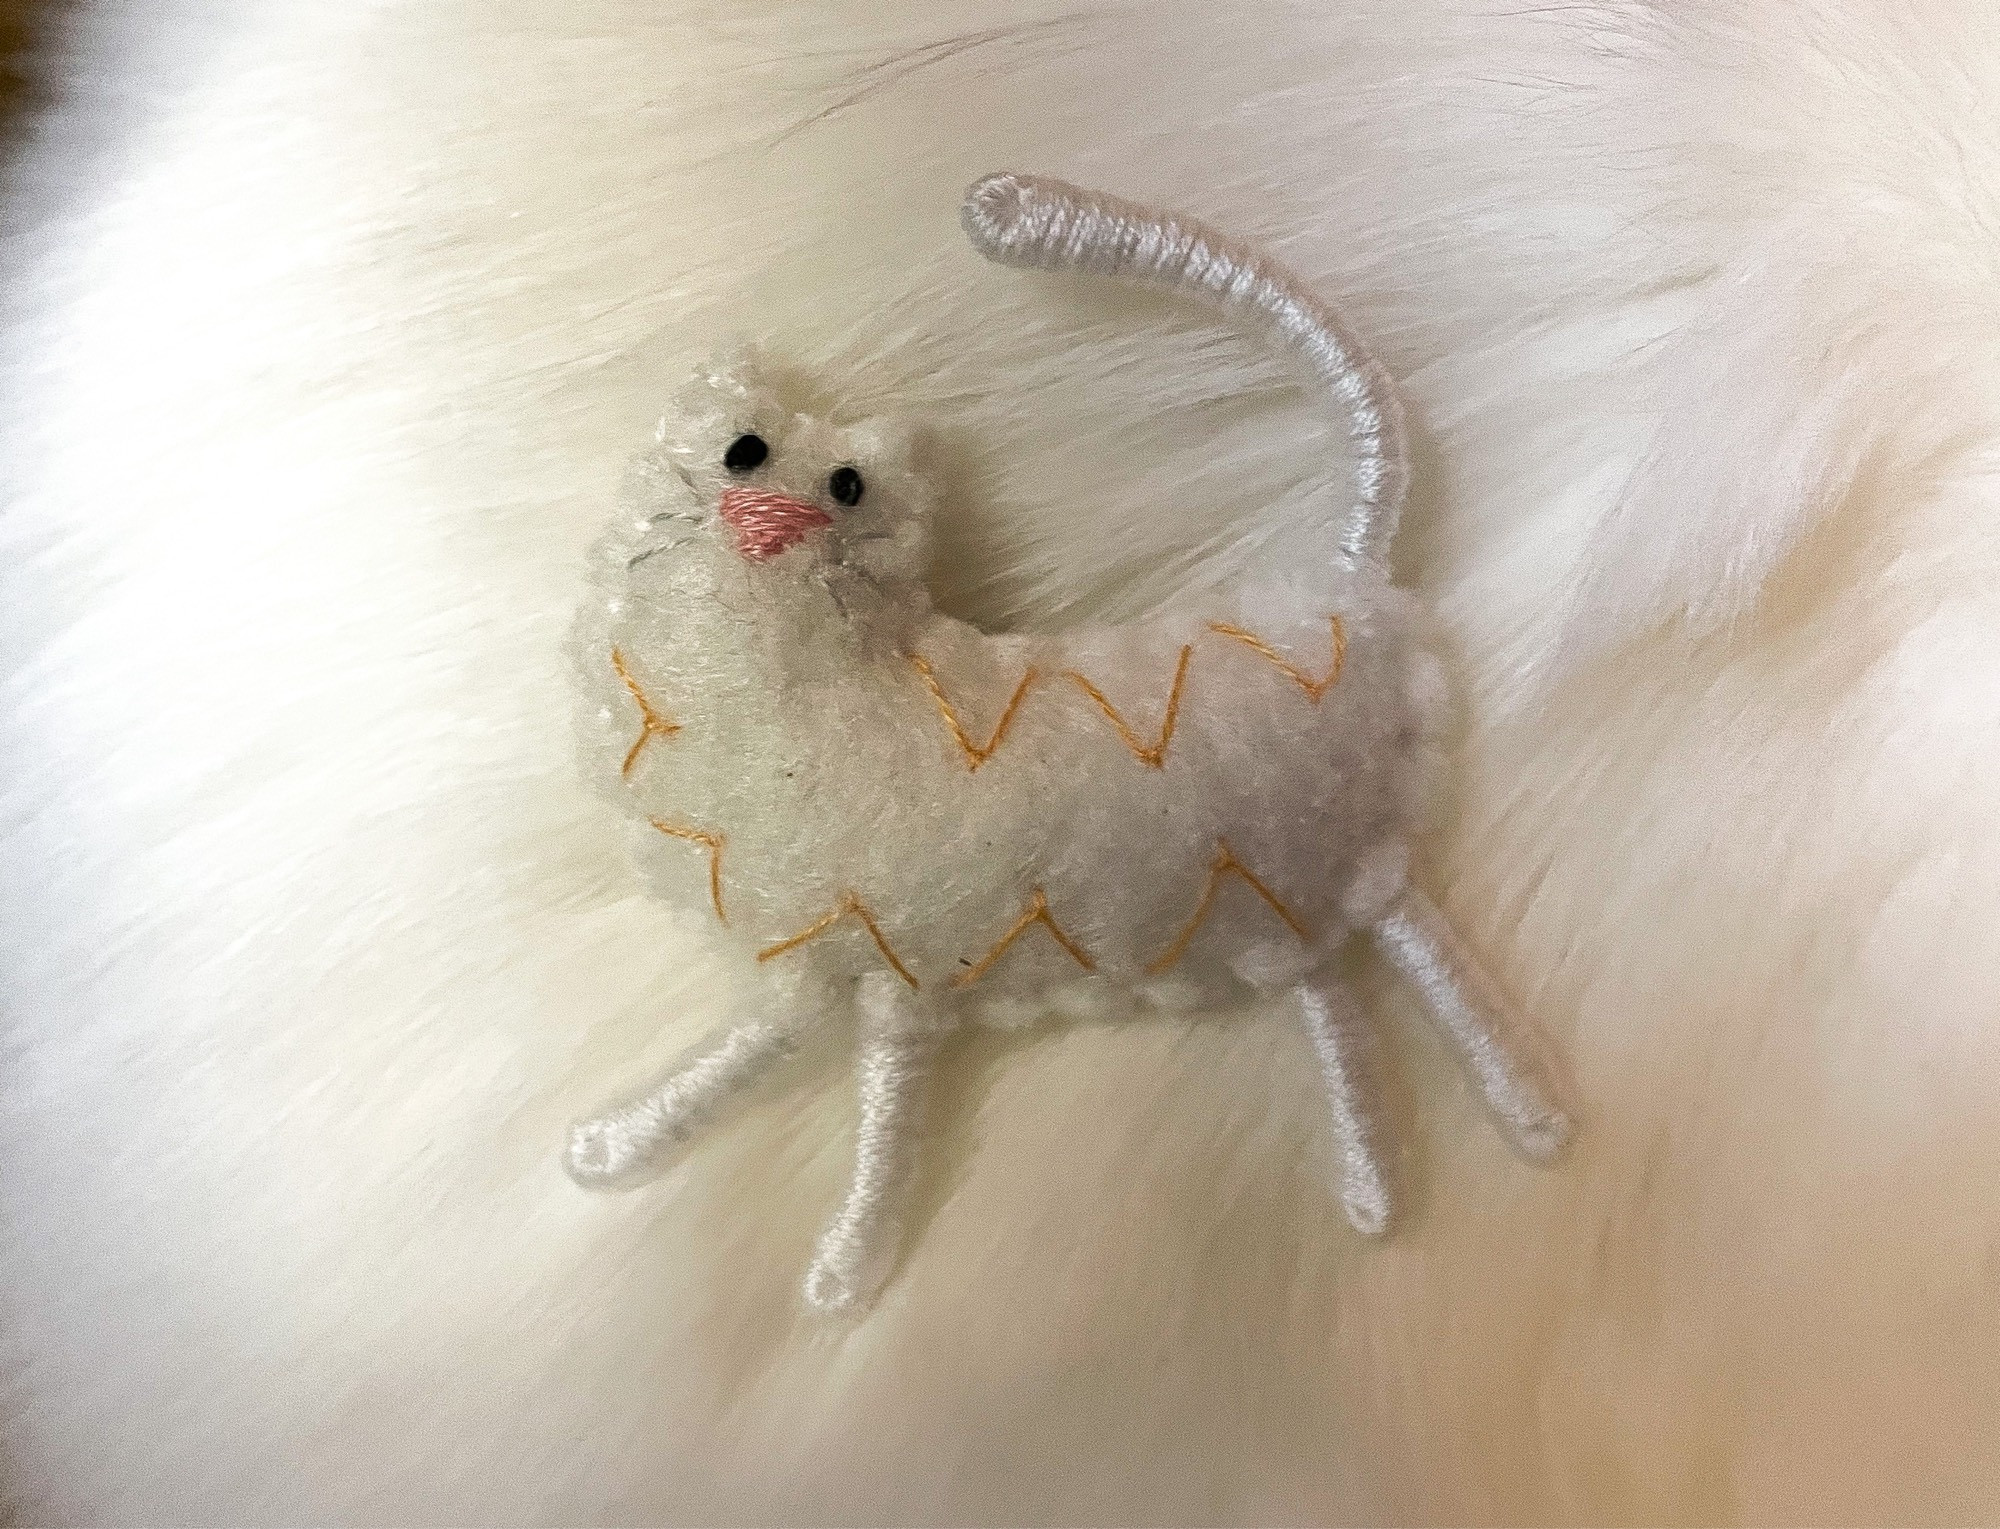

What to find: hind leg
left=803, top=974, right=942, bottom=1315
left=1372, top=887, right=1571, bottom=1161
left=1292, top=975, right=1396, bottom=1236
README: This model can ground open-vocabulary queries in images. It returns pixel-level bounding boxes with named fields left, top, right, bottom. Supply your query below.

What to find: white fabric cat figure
left=566, top=172, right=1570, bottom=1315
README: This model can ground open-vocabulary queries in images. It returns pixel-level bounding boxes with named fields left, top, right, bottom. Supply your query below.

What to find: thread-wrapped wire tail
left=961, top=170, right=1410, bottom=570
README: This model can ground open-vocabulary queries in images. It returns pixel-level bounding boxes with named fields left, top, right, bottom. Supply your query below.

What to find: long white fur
left=5, top=0, right=2000, bottom=1521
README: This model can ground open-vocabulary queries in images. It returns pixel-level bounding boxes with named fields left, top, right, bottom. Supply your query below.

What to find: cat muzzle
left=718, top=487, right=833, bottom=561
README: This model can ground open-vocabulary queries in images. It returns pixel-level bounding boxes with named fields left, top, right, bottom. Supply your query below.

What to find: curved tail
left=961, top=171, right=1409, bottom=572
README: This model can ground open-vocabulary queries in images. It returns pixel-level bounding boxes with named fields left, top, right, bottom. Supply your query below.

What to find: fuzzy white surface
left=4, top=0, right=1999, bottom=1522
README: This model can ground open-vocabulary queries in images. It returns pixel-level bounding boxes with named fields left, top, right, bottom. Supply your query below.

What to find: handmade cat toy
left=566, top=171, right=1570, bottom=1314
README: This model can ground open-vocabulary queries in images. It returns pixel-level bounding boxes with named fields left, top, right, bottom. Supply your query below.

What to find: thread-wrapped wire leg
left=804, top=979, right=939, bottom=1315
left=1294, top=977, right=1395, bottom=1235
left=566, top=1014, right=805, bottom=1189
left=1371, top=888, right=1571, bottom=1161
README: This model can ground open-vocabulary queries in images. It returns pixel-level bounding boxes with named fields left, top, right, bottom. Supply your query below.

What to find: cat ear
left=692, top=339, right=767, bottom=400
left=843, top=415, right=922, bottom=473
left=663, top=343, right=779, bottom=444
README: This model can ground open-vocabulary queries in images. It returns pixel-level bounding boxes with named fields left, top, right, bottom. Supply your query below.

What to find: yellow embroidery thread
left=758, top=891, right=921, bottom=989
left=647, top=819, right=727, bottom=924
left=907, top=619, right=1337, bottom=772
left=907, top=654, right=1039, bottom=771
left=660, top=616, right=1345, bottom=983
left=1147, top=840, right=1310, bottom=974
left=611, top=647, right=682, bottom=777
left=951, top=887, right=1095, bottom=989
left=1208, top=615, right=1347, bottom=701
left=1061, top=643, right=1193, bottom=769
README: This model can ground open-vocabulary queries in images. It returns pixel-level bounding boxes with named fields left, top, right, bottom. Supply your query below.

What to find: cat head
left=637, top=347, right=934, bottom=595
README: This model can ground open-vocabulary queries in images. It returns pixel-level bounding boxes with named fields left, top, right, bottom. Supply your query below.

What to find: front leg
left=566, top=1011, right=809, bottom=1189
left=803, top=974, right=943, bottom=1315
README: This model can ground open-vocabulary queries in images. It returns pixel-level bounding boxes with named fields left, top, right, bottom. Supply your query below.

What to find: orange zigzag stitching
left=1146, top=840, right=1311, bottom=974
left=951, top=887, right=1095, bottom=989
left=906, top=654, right=1039, bottom=771
left=1061, top=645, right=1193, bottom=769
left=757, top=891, right=921, bottom=989
left=751, top=848, right=1304, bottom=987
left=908, top=617, right=1343, bottom=773
left=647, top=819, right=726, bottom=924
left=1207, top=615, right=1347, bottom=700
left=622, top=620, right=1335, bottom=984
left=612, top=648, right=681, bottom=777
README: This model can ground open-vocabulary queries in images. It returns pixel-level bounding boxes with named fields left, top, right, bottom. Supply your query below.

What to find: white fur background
left=4, top=0, right=1999, bottom=1521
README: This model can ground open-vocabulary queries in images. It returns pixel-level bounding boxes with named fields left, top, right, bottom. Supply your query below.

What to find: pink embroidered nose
left=718, top=487, right=833, bottom=561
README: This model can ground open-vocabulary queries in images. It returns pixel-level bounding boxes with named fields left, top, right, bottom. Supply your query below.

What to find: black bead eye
left=722, top=433, right=768, bottom=472
left=827, top=466, right=864, bottom=507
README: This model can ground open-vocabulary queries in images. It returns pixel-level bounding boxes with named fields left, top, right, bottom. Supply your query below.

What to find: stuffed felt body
left=566, top=172, right=1569, bottom=1314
